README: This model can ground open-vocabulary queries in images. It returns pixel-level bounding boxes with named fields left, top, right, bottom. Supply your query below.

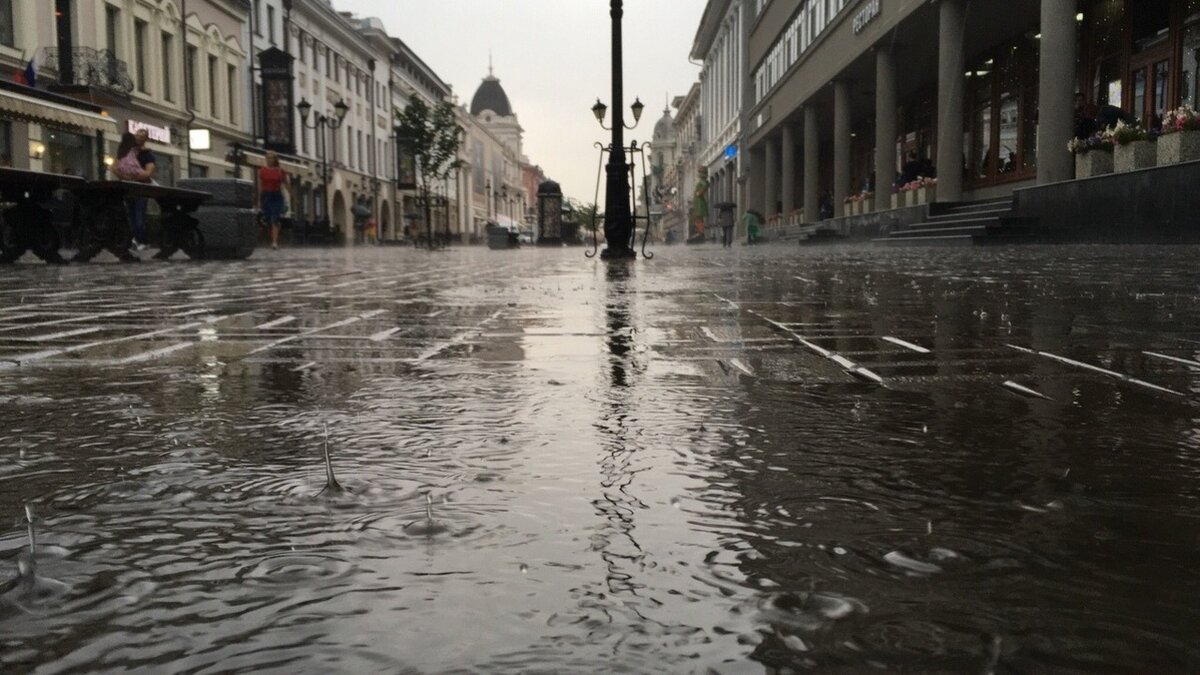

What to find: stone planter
left=1075, top=150, right=1113, bottom=178
left=1114, top=140, right=1157, bottom=172
left=903, top=190, right=916, bottom=207
left=1157, top=131, right=1200, bottom=165
left=891, top=193, right=900, bottom=210
left=861, top=200, right=873, bottom=215
left=915, top=186, right=936, bottom=205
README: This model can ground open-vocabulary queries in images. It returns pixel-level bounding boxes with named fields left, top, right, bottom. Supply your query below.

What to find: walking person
left=257, top=151, right=288, bottom=250
left=111, top=130, right=156, bottom=250
left=742, top=209, right=763, bottom=245
left=692, top=167, right=709, bottom=241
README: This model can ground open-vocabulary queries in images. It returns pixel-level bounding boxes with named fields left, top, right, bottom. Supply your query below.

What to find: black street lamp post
left=297, top=97, right=349, bottom=234
left=592, top=0, right=644, bottom=261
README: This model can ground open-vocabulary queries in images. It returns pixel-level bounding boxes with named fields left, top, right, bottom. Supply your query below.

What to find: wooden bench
left=0, top=167, right=86, bottom=264
left=73, top=181, right=211, bottom=262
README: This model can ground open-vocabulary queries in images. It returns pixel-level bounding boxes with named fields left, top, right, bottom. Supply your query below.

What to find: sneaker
left=131, top=239, right=146, bottom=252
left=272, top=243, right=278, bottom=250
left=136, top=243, right=147, bottom=252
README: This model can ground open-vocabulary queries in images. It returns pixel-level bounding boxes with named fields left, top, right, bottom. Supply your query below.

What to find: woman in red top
left=258, top=151, right=288, bottom=249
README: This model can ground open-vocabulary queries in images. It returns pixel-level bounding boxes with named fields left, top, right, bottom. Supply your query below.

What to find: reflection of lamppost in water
left=296, top=97, right=349, bottom=229
left=591, top=0, right=645, bottom=261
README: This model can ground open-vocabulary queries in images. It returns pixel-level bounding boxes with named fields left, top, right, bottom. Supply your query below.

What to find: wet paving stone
left=2, top=244, right=1200, bottom=672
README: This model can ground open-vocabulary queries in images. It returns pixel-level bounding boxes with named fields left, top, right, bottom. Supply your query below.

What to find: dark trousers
left=722, top=226, right=734, bottom=247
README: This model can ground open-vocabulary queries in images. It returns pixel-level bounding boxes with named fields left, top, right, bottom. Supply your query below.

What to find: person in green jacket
left=742, top=209, right=763, bottom=245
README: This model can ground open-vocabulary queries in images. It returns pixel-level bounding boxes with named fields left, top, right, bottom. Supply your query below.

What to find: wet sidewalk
left=2, top=244, right=1200, bottom=672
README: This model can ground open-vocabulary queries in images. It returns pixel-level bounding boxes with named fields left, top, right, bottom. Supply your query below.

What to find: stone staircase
left=872, top=197, right=1036, bottom=246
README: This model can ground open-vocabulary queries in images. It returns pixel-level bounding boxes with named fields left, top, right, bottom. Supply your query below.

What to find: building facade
left=691, top=0, right=745, bottom=213
left=459, top=69, right=527, bottom=241
left=743, top=0, right=1200, bottom=225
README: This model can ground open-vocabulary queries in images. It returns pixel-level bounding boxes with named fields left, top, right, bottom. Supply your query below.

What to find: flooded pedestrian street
left=2, top=245, right=1199, bottom=672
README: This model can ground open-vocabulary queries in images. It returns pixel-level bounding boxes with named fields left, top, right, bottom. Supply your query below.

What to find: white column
left=1038, top=0, right=1077, bottom=184
left=936, top=0, right=966, bottom=201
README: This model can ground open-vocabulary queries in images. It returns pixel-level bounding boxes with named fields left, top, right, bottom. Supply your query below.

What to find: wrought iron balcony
left=39, top=47, right=134, bottom=98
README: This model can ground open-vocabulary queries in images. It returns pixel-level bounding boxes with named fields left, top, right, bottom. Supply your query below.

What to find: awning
left=240, top=149, right=314, bottom=179
left=0, top=89, right=117, bottom=133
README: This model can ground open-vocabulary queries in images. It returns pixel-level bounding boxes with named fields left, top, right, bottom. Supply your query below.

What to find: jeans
left=127, top=197, right=147, bottom=243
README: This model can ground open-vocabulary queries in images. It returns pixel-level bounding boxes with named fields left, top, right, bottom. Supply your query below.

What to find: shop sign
left=853, top=0, right=881, bottom=34
left=127, top=120, right=171, bottom=144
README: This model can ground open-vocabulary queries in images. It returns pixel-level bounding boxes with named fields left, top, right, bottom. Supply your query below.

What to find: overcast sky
left=333, top=0, right=708, bottom=203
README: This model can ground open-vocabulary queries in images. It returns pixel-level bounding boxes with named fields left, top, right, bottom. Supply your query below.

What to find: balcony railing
left=39, top=47, right=134, bottom=97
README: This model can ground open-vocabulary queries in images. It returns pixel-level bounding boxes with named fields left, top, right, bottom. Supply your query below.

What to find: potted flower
left=914, top=177, right=937, bottom=205
left=1158, top=106, right=1200, bottom=165
left=1110, top=121, right=1157, bottom=172
left=861, top=192, right=875, bottom=215
left=1069, top=133, right=1114, bottom=178
left=844, top=195, right=858, bottom=216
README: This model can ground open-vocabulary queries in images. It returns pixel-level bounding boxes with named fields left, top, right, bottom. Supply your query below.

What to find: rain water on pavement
left=2, top=245, right=1199, bottom=672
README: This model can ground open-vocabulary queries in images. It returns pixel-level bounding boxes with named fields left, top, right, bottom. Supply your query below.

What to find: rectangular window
left=134, top=20, right=148, bottom=93
left=267, top=5, right=276, bottom=44
left=105, top=5, right=120, bottom=55
left=298, top=31, right=306, bottom=63
left=254, top=0, right=262, bottom=36
left=0, top=0, right=14, bottom=48
left=161, top=32, right=174, bottom=101
left=208, top=55, right=219, bottom=117
left=0, top=119, right=11, bottom=167
left=186, top=45, right=198, bottom=108
left=227, top=64, right=237, bottom=123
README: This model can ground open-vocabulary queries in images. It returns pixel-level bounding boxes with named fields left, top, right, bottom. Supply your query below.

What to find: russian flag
left=13, top=60, right=33, bottom=87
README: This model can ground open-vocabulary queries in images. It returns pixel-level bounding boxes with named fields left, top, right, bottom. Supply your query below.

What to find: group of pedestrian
left=109, top=131, right=292, bottom=251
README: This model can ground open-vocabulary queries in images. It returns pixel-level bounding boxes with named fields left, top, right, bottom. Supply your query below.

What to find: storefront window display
left=46, top=128, right=95, bottom=179
left=966, top=32, right=1040, bottom=187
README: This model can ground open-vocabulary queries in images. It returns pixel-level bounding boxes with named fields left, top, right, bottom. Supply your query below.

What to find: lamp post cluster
left=591, top=0, right=645, bottom=260
left=296, top=96, right=349, bottom=230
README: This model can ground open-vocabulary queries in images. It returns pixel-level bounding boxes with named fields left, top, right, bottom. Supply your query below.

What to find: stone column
left=875, top=47, right=897, bottom=212
left=936, top=0, right=966, bottom=201
left=1038, top=0, right=1077, bottom=184
left=833, top=80, right=851, bottom=218
left=803, top=105, right=820, bottom=222
left=781, top=123, right=797, bottom=214
left=764, top=136, right=779, bottom=217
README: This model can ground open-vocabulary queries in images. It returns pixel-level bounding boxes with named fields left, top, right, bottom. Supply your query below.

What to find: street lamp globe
left=592, top=99, right=608, bottom=124
left=297, top=97, right=312, bottom=122
left=631, top=97, right=644, bottom=123
left=334, top=98, right=350, bottom=122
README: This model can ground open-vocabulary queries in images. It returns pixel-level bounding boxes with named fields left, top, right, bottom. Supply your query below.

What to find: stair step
left=901, top=216, right=1002, bottom=232
left=888, top=224, right=991, bottom=239
left=926, top=207, right=1013, bottom=221
left=873, top=233, right=976, bottom=246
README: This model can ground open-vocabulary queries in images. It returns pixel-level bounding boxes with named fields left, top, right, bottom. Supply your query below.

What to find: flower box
left=1114, top=140, right=1156, bottom=172
left=1157, top=130, right=1200, bottom=165
left=1075, top=150, right=1113, bottom=178
left=915, top=186, right=936, bottom=205
left=891, top=193, right=900, bottom=210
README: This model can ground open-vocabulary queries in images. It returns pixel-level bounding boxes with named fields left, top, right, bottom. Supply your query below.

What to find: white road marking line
left=747, top=309, right=884, bottom=385
left=713, top=294, right=740, bottom=310
left=882, top=336, right=931, bottom=354
left=411, top=310, right=503, bottom=363
left=249, top=310, right=385, bottom=354
left=369, top=327, right=402, bottom=342
left=255, top=315, right=297, bottom=329
left=1007, top=344, right=1185, bottom=397
left=104, top=342, right=195, bottom=365
left=292, top=361, right=318, bottom=372
left=1143, top=351, right=1200, bottom=369
left=701, top=327, right=721, bottom=342
left=1002, top=380, right=1052, bottom=400
left=729, top=359, right=754, bottom=376
left=426, top=310, right=445, bottom=318
left=17, top=326, right=105, bottom=342
left=793, top=276, right=816, bottom=283
left=7, top=322, right=207, bottom=366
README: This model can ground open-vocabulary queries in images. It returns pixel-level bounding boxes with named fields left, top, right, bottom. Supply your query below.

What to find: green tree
left=394, top=98, right=463, bottom=248
left=569, top=200, right=603, bottom=233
